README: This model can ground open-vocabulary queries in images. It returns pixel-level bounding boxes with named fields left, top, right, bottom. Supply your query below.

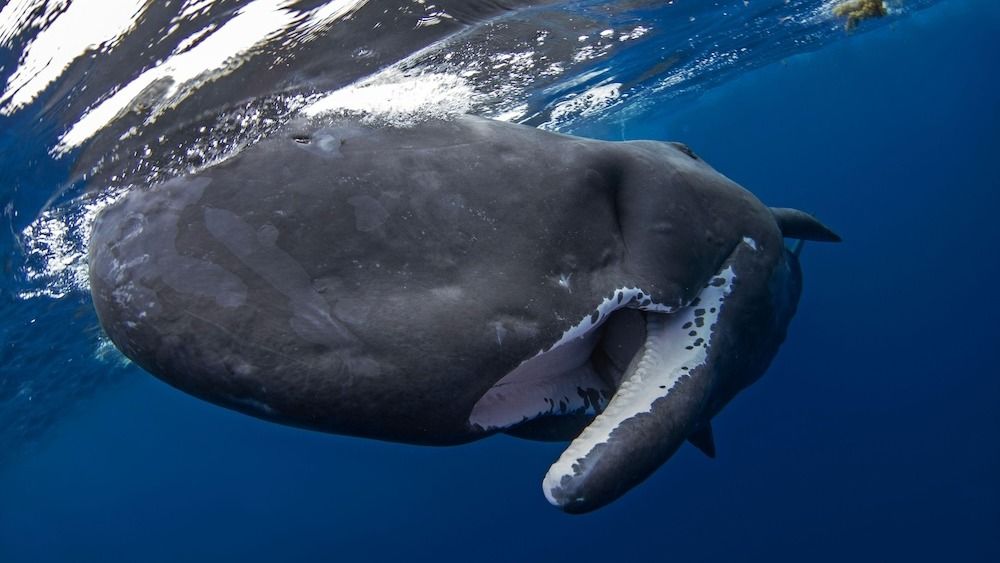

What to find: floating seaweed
left=832, top=0, right=889, bottom=31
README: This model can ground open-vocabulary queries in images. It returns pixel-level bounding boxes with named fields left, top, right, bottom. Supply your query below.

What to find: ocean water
left=1, top=1, right=998, bottom=561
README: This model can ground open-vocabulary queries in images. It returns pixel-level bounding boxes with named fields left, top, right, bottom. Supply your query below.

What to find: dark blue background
left=2, top=1, right=997, bottom=561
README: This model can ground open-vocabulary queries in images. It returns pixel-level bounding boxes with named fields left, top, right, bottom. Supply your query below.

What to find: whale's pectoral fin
left=770, top=207, right=842, bottom=242
left=542, top=242, right=750, bottom=513
left=687, top=422, right=716, bottom=459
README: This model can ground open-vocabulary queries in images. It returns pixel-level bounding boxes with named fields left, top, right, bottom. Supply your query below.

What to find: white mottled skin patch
left=468, top=287, right=677, bottom=432
left=469, top=365, right=608, bottom=431
left=542, top=266, right=736, bottom=505
left=470, top=323, right=607, bottom=431
left=546, top=287, right=677, bottom=354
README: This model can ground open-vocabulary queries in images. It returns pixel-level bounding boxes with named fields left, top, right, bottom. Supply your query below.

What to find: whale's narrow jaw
left=542, top=240, right=759, bottom=514
left=468, top=238, right=767, bottom=513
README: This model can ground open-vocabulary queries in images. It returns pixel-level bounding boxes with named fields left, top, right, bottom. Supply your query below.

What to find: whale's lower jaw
left=527, top=239, right=758, bottom=514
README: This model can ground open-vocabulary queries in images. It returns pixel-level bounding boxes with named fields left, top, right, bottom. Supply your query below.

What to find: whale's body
left=89, top=116, right=838, bottom=512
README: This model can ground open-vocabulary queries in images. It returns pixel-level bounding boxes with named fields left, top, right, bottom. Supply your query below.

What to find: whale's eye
left=292, top=134, right=311, bottom=144
left=670, top=142, right=698, bottom=160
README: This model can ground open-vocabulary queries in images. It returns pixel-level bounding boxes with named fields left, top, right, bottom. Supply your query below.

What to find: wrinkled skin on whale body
left=89, top=116, right=839, bottom=513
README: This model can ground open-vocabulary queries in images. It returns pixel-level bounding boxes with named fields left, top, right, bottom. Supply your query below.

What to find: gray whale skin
left=89, top=116, right=839, bottom=513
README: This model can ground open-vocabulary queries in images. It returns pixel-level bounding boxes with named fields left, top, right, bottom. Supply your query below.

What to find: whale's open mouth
left=468, top=303, right=644, bottom=439
left=469, top=270, right=734, bottom=438
left=468, top=242, right=745, bottom=513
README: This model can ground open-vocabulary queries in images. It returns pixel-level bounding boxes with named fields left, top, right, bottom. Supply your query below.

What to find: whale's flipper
left=770, top=207, right=842, bottom=242
left=688, top=422, right=716, bottom=459
left=542, top=243, right=746, bottom=513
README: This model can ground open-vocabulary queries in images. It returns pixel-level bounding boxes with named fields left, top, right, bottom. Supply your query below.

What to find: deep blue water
left=2, top=1, right=999, bottom=562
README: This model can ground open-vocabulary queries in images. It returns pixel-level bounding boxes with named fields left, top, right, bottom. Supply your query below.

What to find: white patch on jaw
left=469, top=286, right=678, bottom=433
left=469, top=365, right=609, bottom=431
left=542, top=267, right=736, bottom=504
left=470, top=327, right=610, bottom=431
left=543, top=287, right=677, bottom=355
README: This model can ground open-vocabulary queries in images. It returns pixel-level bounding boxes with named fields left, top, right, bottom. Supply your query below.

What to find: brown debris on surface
left=832, top=0, right=889, bottom=31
